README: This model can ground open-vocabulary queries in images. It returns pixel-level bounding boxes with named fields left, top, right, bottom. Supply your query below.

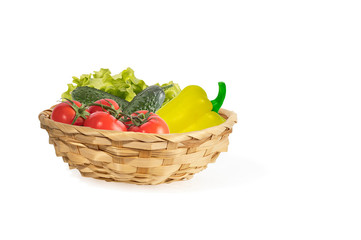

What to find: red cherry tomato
left=84, top=112, right=127, bottom=131
left=51, top=100, right=88, bottom=126
left=88, top=99, right=119, bottom=114
left=128, top=110, right=169, bottom=134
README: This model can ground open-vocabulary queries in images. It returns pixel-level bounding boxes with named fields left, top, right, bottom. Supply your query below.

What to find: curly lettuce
left=61, top=67, right=147, bottom=102
left=156, top=81, right=181, bottom=106
left=61, top=67, right=181, bottom=104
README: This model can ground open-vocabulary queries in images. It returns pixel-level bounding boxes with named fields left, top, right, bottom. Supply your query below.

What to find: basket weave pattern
left=39, top=108, right=237, bottom=185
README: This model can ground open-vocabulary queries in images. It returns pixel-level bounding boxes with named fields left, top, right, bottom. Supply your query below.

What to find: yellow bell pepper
left=156, top=82, right=226, bottom=133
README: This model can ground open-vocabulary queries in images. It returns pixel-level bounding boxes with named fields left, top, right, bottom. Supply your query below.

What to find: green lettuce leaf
left=156, top=81, right=181, bottom=106
left=61, top=67, right=181, bottom=105
left=61, top=67, right=148, bottom=102
left=61, top=83, right=76, bottom=100
left=100, top=68, right=147, bottom=101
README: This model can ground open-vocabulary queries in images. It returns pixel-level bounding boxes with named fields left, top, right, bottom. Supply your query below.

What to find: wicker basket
left=38, top=107, right=237, bottom=185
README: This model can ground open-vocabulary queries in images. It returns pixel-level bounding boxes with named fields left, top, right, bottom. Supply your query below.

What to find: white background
left=1, top=1, right=360, bottom=239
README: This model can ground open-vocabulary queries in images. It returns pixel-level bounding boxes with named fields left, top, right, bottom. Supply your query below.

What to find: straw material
left=39, top=107, right=237, bottom=185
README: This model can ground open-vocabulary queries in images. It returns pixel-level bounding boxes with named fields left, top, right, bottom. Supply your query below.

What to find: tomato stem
left=64, top=98, right=90, bottom=125
left=87, top=102, right=156, bottom=128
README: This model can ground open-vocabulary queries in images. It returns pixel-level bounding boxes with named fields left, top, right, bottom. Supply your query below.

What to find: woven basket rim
left=39, top=107, right=237, bottom=138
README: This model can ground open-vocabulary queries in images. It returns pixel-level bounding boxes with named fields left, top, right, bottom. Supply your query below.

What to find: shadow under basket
left=39, top=108, right=237, bottom=185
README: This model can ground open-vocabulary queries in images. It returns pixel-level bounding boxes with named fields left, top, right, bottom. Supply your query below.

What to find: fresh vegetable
left=123, top=85, right=165, bottom=115
left=156, top=82, right=226, bottom=133
left=87, top=99, right=119, bottom=114
left=127, top=110, right=169, bottom=134
left=62, top=68, right=147, bottom=102
left=156, top=81, right=182, bottom=106
left=71, top=86, right=129, bottom=110
left=84, top=112, right=127, bottom=131
left=51, top=100, right=89, bottom=126
left=62, top=68, right=181, bottom=105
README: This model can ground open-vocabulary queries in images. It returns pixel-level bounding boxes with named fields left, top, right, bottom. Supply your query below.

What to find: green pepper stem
left=211, top=82, right=226, bottom=113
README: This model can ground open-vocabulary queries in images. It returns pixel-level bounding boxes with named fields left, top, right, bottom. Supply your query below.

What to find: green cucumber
left=71, top=86, right=129, bottom=110
left=123, top=85, right=165, bottom=114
